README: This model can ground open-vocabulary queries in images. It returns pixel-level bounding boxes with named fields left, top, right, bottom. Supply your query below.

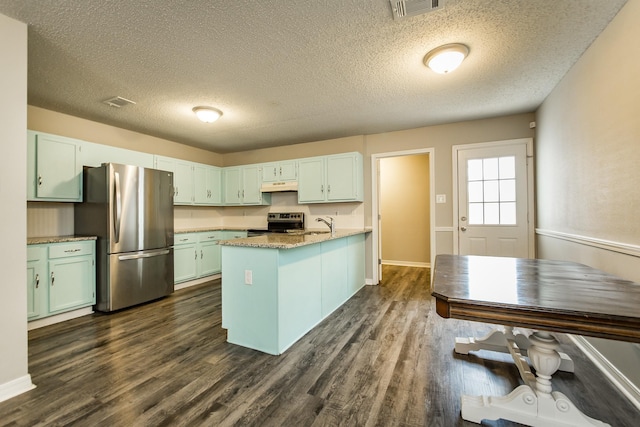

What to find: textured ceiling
left=0, top=0, right=628, bottom=153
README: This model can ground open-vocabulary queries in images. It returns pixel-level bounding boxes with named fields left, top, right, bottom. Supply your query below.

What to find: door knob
left=460, top=226, right=467, bottom=232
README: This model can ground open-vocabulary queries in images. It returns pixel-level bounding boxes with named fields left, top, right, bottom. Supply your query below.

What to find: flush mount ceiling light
left=193, top=106, right=223, bottom=123
left=423, top=43, right=469, bottom=74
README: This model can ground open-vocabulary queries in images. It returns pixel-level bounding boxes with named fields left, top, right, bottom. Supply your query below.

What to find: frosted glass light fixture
left=423, top=43, right=469, bottom=74
left=193, top=106, right=223, bottom=123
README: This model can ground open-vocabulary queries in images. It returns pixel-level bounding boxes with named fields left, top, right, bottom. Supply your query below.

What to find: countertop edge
left=28, top=235, right=98, bottom=245
left=219, top=229, right=370, bottom=249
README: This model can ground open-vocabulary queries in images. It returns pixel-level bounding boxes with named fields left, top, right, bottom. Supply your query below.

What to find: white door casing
left=453, top=139, right=534, bottom=258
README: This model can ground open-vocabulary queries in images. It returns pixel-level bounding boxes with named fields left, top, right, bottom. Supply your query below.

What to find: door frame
left=452, top=138, right=535, bottom=257
left=371, top=148, right=435, bottom=285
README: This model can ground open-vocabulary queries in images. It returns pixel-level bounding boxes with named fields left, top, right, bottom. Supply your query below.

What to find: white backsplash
left=27, top=192, right=365, bottom=237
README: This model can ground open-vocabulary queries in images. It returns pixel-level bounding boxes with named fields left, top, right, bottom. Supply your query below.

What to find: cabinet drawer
left=174, top=234, right=198, bottom=245
left=27, top=246, right=43, bottom=261
left=48, top=241, right=94, bottom=259
left=199, top=232, right=223, bottom=242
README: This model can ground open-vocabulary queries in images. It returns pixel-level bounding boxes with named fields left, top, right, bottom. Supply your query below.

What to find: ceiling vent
left=390, top=0, right=444, bottom=19
left=103, top=96, right=136, bottom=108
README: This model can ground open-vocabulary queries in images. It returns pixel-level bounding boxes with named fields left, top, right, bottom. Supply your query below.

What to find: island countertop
left=219, top=229, right=369, bottom=249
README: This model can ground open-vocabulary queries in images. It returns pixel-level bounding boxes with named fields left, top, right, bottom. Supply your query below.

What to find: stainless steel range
left=247, top=212, right=305, bottom=236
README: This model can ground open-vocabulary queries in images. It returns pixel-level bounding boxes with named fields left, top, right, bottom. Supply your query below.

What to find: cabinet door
left=35, top=134, right=81, bottom=201
left=278, top=160, right=298, bottom=181
left=241, top=165, right=262, bottom=204
left=298, top=157, right=326, bottom=203
left=261, top=163, right=279, bottom=182
left=48, top=256, right=95, bottom=314
left=174, top=243, right=198, bottom=283
left=173, top=161, right=194, bottom=204
left=193, top=165, right=209, bottom=204
left=326, top=154, right=358, bottom=201
left=223, top=168, right=242, bottom=205
left=207, top=167, right=222, bottom=205
left=199, top=241, right=221, bottom=276
left=27, top=260, right=44, bottom=320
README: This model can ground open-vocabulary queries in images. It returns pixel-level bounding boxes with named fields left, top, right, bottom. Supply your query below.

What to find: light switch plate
left=244, top=270, right=253, bottom=285
left=436, top=194, right=446, bottom=204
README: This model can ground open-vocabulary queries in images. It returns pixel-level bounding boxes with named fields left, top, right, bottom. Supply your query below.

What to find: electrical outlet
left=244, top=270, right=253, bottom=285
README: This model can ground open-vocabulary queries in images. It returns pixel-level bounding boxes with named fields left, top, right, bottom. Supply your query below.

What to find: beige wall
left=0, top=13, right=31, bottom=399
left=27, top=106, right=223, bottom=166
left=380, top=154, right=430, bottom=266
left=536, top=0, right=640, bottom=395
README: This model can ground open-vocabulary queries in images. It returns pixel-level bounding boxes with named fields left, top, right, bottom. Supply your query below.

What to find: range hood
left=260, top=181, right=299, bottom=192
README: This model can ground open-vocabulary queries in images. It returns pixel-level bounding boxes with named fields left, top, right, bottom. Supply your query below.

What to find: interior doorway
left=371, top=149, right=435, bottom=284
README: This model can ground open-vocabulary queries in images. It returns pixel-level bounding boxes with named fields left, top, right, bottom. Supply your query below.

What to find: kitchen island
left=219, top=230, right=367, bottom=355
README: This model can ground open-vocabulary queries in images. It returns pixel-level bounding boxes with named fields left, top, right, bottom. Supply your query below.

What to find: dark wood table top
left=431, top=254, right=640, bottom=343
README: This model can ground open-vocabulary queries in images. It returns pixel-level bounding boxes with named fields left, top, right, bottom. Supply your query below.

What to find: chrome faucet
left=316, top=216, right=335, bottom=236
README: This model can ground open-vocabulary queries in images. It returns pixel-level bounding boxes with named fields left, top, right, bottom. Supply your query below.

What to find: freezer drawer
left=97, top=248, right=174, bottom=312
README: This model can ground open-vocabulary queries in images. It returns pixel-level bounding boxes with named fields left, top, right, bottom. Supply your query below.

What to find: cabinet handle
left=279, top=166, right=282, bottom=176
left=64, top=248, right=81, bottom=253
left=200, top=250, right=203, bottom=259
left=179, top=238, right=188, bottom=242
left=242, top=189, right=245, bottom=198
left=38, top=175, right=43, bottom=186
left=327, top=185, right=331, bottom=193
left=194, top=250, right=198, bottom=260
left=35, top=274, right=39, bottom=288
left=321, top=184, right=324, bottom=194
left=175, top=187, right=179, bottom=196
left=237, top=190, right=240, bottom=198
left=50, top=272, right=55, bottom=286
left=273, top=168, right=277, bottom=177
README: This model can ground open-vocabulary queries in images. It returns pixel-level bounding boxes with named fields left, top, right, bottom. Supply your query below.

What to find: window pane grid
left=467, top=156, right=517, bottom=225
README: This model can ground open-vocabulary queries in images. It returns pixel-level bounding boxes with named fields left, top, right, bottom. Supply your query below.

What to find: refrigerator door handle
left=118, top=249, right=171, bottom=261
left=114, top=171, right=122, bottom=243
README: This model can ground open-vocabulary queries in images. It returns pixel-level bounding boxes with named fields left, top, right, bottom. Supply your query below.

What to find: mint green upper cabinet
left=27, top=131, right=82, bottom=202
left=298, top=152, right=363, bottom=204
left=223, top=167, right=242, bottom=205
left=262, top=160, right=298, bottom=182
left=326, top=153, right=363, bottom=202
left=194, top=165, right=222, bottom=205
left=298, top=157, right=326, bottom=203
left=154, top=156, right=194, bottom=205
left=223, top=165, right=270, bottom=205
left=80, top=140, right=154, bottom=168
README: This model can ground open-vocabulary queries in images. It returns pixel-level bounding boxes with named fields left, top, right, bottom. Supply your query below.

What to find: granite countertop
left=219, top=229, right=369, bottom=249
left=28, top=235, right=97, bottom=245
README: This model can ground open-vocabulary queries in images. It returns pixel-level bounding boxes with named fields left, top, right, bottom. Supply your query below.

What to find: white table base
left=457, top=329, right=609, bottom=426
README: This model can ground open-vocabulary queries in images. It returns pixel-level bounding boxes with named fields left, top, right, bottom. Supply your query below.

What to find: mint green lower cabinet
left=27, top=240, right=96, bottom=322
left=48, top=256, right=95, bottom=314
left=174, top=240, right=198, bottom=283
left=221, top=233, right=365, bottom=355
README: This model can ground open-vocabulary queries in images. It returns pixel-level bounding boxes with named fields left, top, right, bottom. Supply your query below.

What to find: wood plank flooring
left=1, top=265, right=638, bottom=426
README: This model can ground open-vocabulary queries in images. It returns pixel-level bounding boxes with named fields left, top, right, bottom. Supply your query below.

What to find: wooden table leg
left=460, top=331, right=609, bottom=426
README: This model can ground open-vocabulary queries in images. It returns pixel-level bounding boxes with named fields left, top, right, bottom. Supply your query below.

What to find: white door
left=456, top=142, right=531, bottom=257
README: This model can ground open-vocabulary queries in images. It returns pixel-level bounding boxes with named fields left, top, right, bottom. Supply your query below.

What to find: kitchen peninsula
left=220, top=230, right=367, bottom=355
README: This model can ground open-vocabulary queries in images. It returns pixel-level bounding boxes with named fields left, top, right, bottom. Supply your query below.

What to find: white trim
left=381, top=260, right=430, bottom=268
left=0, top=374, right=35, bottom=403
left=569, top=335, right=640, bottom=411
left=452, top=138, right=535, bottom=258
left=536, top=229, right=640, bottom=258
left=371, top=148, right=436, bottom=286
left=27, top=306, right=94, bottom=331
left=174, top=274, right=221, bottom=291
left=435, top=226, right=454, bottom=233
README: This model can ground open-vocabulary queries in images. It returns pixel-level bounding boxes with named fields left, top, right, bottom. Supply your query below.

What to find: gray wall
left=536, top=0, right=640, bottom=397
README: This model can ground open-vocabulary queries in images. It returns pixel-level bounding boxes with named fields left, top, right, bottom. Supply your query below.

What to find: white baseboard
left=174, top=274, right=221, bottom=291
left=0, top=374, right=35, bottom=403
left=569, top=335, right=640, bottom=411
left=27, top=307, right=94, bottom=331
left=381, top=260, right=430, bottom=268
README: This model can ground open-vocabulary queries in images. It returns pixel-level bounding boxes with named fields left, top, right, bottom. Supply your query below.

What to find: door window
left=467, top=156, right=516, bottom=225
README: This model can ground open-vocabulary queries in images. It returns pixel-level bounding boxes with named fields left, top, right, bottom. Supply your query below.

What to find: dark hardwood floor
left=1, top=265, right=637, bottom=426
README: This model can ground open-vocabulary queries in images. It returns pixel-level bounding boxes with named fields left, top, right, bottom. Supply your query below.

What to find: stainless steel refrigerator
left=74, top=163, right=174, bottom=312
